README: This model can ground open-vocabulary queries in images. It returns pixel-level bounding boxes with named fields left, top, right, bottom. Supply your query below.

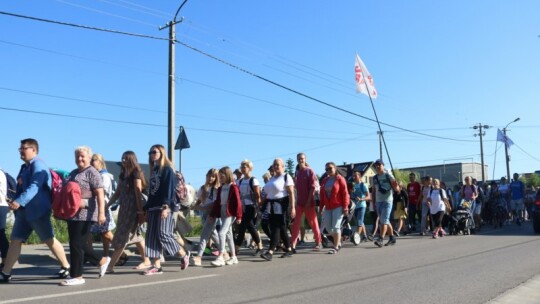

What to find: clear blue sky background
left=1, top=1, right=539, bottom=187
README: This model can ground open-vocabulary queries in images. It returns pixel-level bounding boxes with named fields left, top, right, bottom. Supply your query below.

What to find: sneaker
left=99, top=257, right=111, bottom=278
left=367, top=235, right=374, bottom=241
left=0, top=272, right=11, bottom=284
left=384, top=238, right=396, bottom=246
left=225, top=256, right=239, bottom=265
left=298, top=240, right=305, bottom=245
left=280, top=251, right=293, bottom=258
left=312, top=244, right=321, bottom=251
left=260, top=251, right=273, bottom=261
left=191, top=256, right=202, bottom=267
left=143, top=266, right=163, bottom=276
left=180, top=252, right=190, bottom=270
left=56, top=266, right=70, bottom=279
left=432, top=233, right=438, bottom=239
left=252, top=248, right=262, bottom=256
left=59, top=278, right=85, bottom=286
left=211, top=256, right=225, bottom=267
left=374, top=239, right=383, bottom=248
left=394, top=231, right=400, bottom=237
left=291, top=248, right=297, bottom=254
left=420, top=232, right=425, bottom=236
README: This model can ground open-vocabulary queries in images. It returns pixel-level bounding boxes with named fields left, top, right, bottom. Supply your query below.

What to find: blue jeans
left=354, top=207, right=366, bottom=226
left=376, top=201, right=393, bottom=225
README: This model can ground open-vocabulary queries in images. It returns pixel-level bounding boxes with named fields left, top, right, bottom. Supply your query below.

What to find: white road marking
left=0, top=274, right=218, bottom=304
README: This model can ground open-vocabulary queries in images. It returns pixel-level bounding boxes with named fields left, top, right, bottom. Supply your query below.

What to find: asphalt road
left=1, top=222, right=539, bottom=304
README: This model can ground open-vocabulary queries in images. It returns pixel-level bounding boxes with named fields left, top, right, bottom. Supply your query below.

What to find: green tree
left=522, top=174, right=540, bottom=188
left=285, top=158, right=295, bottom=176
left=391, top=169, right=410, bottom=186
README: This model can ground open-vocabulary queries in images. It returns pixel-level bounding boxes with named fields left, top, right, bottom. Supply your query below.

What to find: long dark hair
left=120, top=151, right=146, bottom=190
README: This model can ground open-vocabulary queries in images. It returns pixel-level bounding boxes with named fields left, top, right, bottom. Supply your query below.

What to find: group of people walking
left=0, top=138, right=537, bottom=285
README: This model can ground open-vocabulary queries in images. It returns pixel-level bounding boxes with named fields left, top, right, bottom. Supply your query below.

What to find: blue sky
left=1, top=1, right=539, bottom=187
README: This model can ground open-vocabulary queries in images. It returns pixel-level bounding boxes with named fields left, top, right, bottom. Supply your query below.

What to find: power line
left=0, top=106, right=361, bottom=140
left=0, top=10, right=168, bottom=41
left=0, top=10, right=474, bottom=143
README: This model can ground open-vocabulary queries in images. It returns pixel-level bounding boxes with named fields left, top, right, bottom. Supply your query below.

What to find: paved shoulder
left=489, top=274, right=540, bottom=304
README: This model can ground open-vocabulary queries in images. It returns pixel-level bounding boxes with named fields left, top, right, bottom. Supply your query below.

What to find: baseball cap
left=374, top=159, right=385, bottom=166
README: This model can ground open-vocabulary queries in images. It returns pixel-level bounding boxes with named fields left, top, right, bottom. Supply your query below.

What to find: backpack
left=30, top=163, right=64, bottom=203
left=52, top=181, right=82, bottom=220
left=1, top=169, right=17, bottom=201
left=49, top=169, right=64, bottom=203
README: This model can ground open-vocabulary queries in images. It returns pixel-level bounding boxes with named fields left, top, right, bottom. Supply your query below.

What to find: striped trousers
left=145, top=210, right=180, bottom=259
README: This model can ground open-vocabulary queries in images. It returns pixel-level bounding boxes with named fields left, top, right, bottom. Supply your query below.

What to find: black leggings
left=68, top=221, right=101, bottom=278
left=267, top=198, right=290, bottom=252
left=235, top=205, right=261, bottom=246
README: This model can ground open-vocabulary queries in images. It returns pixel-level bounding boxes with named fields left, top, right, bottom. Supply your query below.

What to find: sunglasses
left=325, top=167, right=334, bottom=172
left=148, top=150, right=159, bottom=155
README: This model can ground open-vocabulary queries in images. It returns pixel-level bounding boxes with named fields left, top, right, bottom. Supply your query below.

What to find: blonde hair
left=75, top=146, right=93, bottom=157
left=219, top=166, right=235, bottom=185
left=92, top=153, right=107, bottom=170
left=240, top=159, right=253, bottom=170
left=148, top=144, right=174, bottom=173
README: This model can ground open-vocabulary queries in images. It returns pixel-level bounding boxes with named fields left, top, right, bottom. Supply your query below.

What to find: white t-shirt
left=238, top=177, right=260, bottom=206
left=220, top=184, right=231, bottom=206
left=263, top=174, right=294, bottom=200
left=429, top=188, right=447, bottom=214
left=0, top=169, right=7, bottom=207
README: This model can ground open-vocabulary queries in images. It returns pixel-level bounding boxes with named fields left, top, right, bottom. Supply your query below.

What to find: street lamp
left=472, top=123, right=490, bottom=182
left=503, top=117, right=520, bottom=181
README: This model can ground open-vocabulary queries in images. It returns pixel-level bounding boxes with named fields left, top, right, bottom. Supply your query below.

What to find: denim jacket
left=15, top=157, right=52, bottom=221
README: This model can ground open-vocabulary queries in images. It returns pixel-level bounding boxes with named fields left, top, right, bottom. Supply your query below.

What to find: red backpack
left=49, top=169, right=64, bottom=203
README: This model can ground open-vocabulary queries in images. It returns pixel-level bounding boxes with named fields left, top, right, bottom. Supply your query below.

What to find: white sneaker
left=225, top=256, right=238, bottom=265
left=211, top=256, right=225, bottom=267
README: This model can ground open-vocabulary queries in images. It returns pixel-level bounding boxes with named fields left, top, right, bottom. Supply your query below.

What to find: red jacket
left=52, top=181, right=82, bottom=220
left=320, top=175, right=350, bottom=211
left=210, top=184, right=242, bottom=220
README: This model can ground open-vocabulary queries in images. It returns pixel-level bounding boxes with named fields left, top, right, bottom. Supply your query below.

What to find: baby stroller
left=449, top=200, right=475, bottom=235
left=321, top=202, right=361, bottom=247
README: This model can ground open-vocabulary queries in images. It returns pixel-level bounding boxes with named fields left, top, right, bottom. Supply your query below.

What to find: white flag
left=497, top=129, right=514, bottom=147
left=355, top=54, right=377, bottom=99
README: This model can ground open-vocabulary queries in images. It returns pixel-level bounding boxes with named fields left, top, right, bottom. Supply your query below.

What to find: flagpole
left=363, top=81, right=395, bottom=175
left=492, top=142, right=498, bottom=181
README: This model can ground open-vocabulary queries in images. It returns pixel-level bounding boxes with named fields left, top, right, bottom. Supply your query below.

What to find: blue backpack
left=1, top=169, right=17, bottom=201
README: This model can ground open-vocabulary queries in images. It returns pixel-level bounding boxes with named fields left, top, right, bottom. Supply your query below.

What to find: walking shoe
left=291, top=248, right=297, bottom=254
left=99, top=257, right=111, bottom=278
left=385, top=238, right=397, bottom=246
left=59, top=278, right=85, bottom=286
left=225, top=256, right=239, bottom=265
left=191, top=256, right=202, bottom=267
left=0, top=272, right=11, bottom=283
left=394, top=231, right=400, bottom=237
left=260, top=251, right=273, bottom=261
left=143, top=266, right=163, bottom=276
left=252, top=248, right=262, bottom=256
left=55, top=266, right=70, bottom=279
left=312, top=244, right=321, bottom=251
left=374, top=239, right=383, bottom=248
left=432, top=233, right=438, bottom=239
left=367, top=235, right=374, bottom=241
left=211, top=256, right=225, bottom=267
left=180, top=252, right=190, bottom=270
left=280, top=251, right=293, bottom=258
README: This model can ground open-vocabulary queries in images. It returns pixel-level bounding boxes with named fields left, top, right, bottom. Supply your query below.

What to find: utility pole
left=160, top=0, right=188, bottom=164
left=472, top=123, right=490, bottom=182
left=503, top=117, right=520, bottom=181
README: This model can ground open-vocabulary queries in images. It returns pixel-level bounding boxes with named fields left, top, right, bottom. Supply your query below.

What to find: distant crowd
left=0, top=138, right=538, bottom=286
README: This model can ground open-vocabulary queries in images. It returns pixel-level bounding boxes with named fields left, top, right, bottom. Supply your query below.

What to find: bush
left=5, top=214, right=69, bottom=245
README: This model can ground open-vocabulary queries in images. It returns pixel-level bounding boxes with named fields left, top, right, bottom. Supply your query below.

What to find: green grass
left=5, top=216, right=69, bottom=245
